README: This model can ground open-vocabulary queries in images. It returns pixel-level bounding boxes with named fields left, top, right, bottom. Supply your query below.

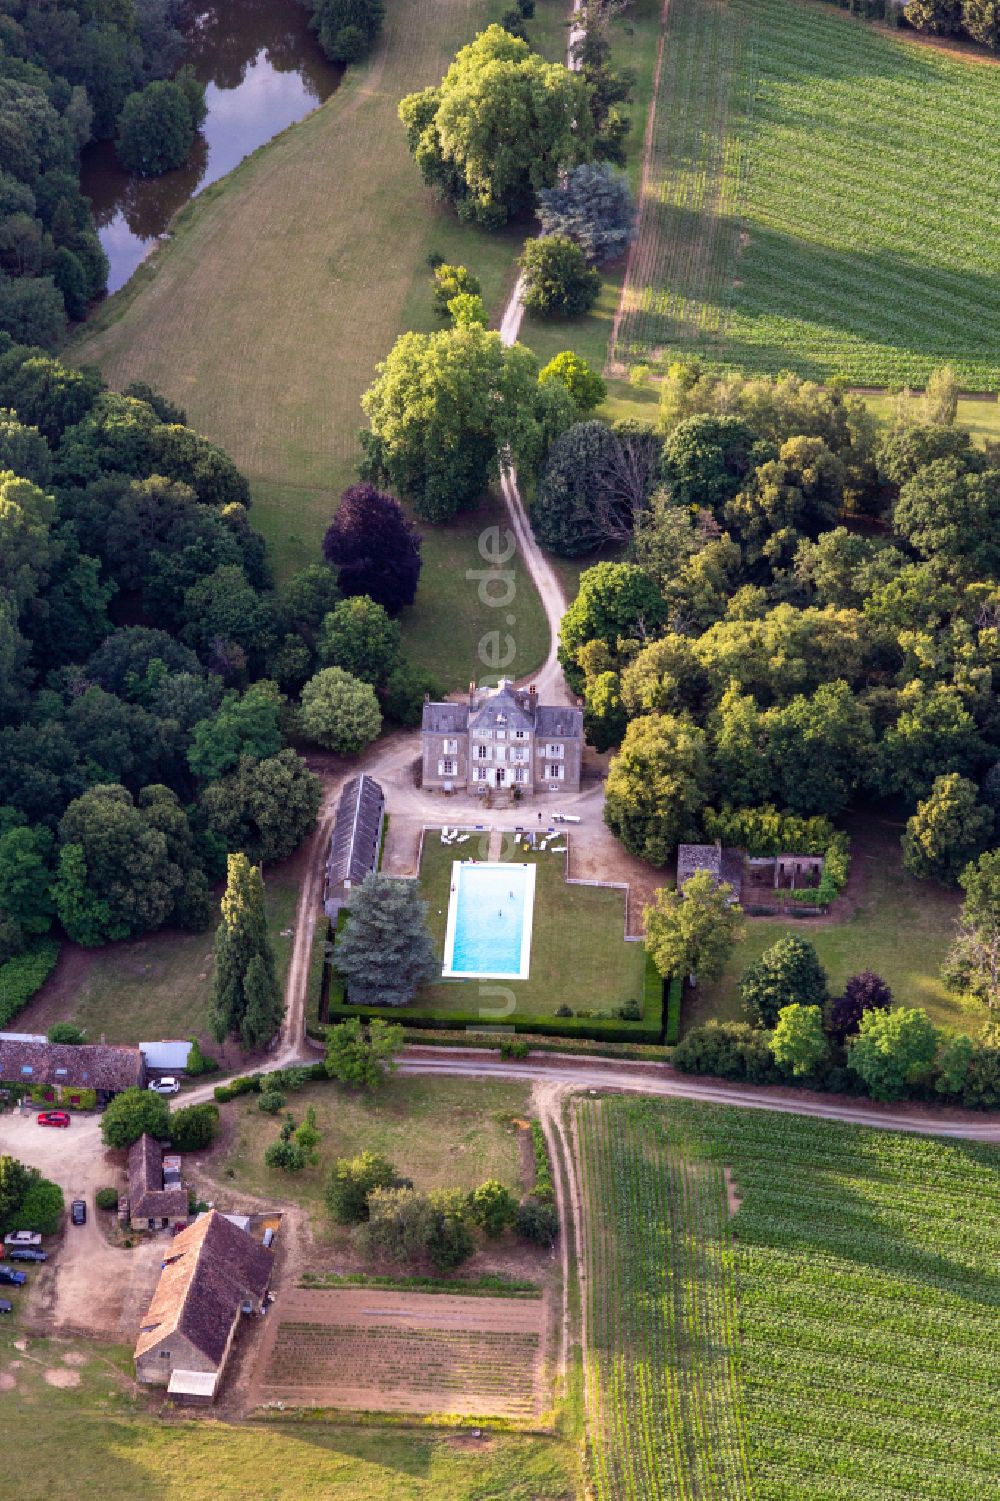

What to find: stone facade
left=421, top=679, right=583, bottom=796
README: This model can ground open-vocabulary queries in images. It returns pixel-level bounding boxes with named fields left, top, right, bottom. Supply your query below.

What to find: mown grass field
left=373, top=830, right=649, bottom=1023
left=16, top=849, right=315, bottom=1046
left=683, top=818, right=978, bottom=1038
left=221, top=1075, right=528, bottom=1220
left=575, top=1095, right=1000, bottom=1501
left=614, top=0, right=1000, bottom=388
left=0, top=1331, right=578, bottom=1501
left=68, top=0, right=563, bottom=687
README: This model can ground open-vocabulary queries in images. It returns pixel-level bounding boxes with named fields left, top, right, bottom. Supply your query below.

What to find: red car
left=36, top=1110, right=70, bottom=1128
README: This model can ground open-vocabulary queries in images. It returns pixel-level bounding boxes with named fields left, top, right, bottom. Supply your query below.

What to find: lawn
left=220, top=1075, right=528, bottom=1220
left=683, top=816, right=980, bottom=1038
left=388, top=831, right=650, bottom=1024
left=0, top=1332, right=578, bottom=1501
left=575, top=1094, right=1000, bottom=1501
left=613, top=0, right=1000, bottom=388
left=16, top=849, right=308, bottom=1047
left=67, top=0, right=561, bottom=688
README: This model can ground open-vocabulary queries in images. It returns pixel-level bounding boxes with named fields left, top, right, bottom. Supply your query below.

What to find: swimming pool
left=441, top=861, right=537, bottom=980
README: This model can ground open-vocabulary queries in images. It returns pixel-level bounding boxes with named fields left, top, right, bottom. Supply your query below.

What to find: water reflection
left=80, top=0, right=342, bottom=294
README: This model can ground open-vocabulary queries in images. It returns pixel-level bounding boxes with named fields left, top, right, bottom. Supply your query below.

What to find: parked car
left=37, top=1110, right=70, bottom=1127
left=0, top=1298, right=11, bottom=1314
left=8, top=1248, right=47, bottom=1263
left=0, top=1265, right=26, bottom=1286
left=3, top=1231, right=41, bottom=1248
left=70, top=1200, right=86, bottom=1226
left=147, top=1076, right=180, bottom=1096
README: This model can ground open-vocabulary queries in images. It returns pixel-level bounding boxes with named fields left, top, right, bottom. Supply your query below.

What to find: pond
left=80, top=0, right=342, bottom=295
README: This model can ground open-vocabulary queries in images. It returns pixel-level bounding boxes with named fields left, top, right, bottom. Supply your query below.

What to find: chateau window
left=496, top=729, right=506, bottom=740
left=548, top=764, right=564, bottom=780
left=475, top=768, right=489, bottom=782
left=514, top=768, right=528, bottom=784
left=546, top=743, right=565, bottom=759
left=476, top=744, right=489, bottom=760
left=438, top=759, right=455, bottom=776
left=515, top=729, right=526, bottom=739
left=443, top=738, right=458, bottom=755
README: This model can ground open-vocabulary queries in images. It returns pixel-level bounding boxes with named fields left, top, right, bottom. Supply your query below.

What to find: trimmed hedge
left=664, top=975, right=683, bottom=1046
left=214, top=1062, right=326, bottom=1104
left=322, top=1001, right=661, bottom=1045
left=0, top=940, right=59, bottom=1028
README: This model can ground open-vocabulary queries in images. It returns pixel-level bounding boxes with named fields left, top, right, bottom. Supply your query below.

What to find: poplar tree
left=210, top=853, right=283, bottom=1048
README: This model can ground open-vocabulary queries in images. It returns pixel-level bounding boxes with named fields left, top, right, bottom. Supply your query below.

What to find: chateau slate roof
left=135, top=1210, right=272, bottom=1367
left=468, top=681, right=536, bottom=732
left=421, top=701, right=468, bottom=734
left=0, top=1039, right=144, bottom=1094
left=535, top=705, right=582, bottom=739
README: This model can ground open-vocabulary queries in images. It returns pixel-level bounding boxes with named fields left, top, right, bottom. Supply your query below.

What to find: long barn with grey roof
left=421, top=679, right=582, bottom=795
left=324, top=774, right=386, bottom=916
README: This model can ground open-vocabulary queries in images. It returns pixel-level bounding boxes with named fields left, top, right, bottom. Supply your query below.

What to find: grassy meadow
left=68, top=0, right=574, bottom=687
left=16, top=850, right=315, bottom=1046
left=614, top=0, right=1000, bottom=388
left=576, top=1095, right=1000, bottom=1501
left=0, top=1331, right=577, bottom=1501
left=219, top=1075, right=528, bottom=1222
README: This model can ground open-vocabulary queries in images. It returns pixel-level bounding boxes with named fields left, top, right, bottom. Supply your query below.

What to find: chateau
left=421, top=679, right=583, bottom=795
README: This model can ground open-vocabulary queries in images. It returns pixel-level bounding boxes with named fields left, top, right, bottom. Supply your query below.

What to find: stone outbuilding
left=676, top=842, right=744, bottom=903
left=0, top=1035, right=145, bottom=1105
left=134, top=1209, right=273, bottom=1396
left=127, top=1133, right=188, bottom=1231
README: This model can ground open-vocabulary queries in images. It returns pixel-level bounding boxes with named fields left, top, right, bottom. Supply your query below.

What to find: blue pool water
left=442, top=862, right=536, bottom=980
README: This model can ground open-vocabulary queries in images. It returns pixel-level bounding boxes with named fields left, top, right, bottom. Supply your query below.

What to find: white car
left=147, top=1076, right=180, bottom=1096
left=3, top=1230, right=42, bottom=1248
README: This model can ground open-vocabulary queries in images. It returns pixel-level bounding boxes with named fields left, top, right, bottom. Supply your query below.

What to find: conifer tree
left=211, top=854, right=283, bottom=1048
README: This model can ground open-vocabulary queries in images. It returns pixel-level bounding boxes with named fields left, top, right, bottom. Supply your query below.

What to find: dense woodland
left=0, top=339, right=433, bottom=998
left=546, top=368, right=998, bottom=879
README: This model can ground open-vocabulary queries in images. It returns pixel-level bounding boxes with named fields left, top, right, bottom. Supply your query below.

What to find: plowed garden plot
left=254, top=1288, right=546, bottom=1419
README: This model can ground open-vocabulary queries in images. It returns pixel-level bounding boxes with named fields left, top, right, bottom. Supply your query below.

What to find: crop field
left=614, top=0, right=1000, bottom=388
left=574, top=1095, right=1000, bottom=1501
left=255, top=1287, right=545, bottom=1418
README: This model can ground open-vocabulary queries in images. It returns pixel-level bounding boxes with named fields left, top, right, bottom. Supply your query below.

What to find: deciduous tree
left=848, top=1006, right=938, bottom=1102
left=318, top=595, right=401, bottom=686
left=603, top=713, right=708, bottom=866
left=299, top=666, right=381, bottom=753
left=322, top=484, right=421, bottom=615
left=901, top=773, right=993, bottom=883
left=519, top=234, right=600, bottom=319
left=100, top=1087, right=170, bottom=1148
left=770, top=1003, right=829, bottom=1078
left=643, top=871, right=744, bottom=985
left=324, top=1016, right=404, bottom=1090
left=740, top=934, right=827, bottom=1029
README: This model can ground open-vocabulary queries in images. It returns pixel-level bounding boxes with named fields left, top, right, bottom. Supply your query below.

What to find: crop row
left=574, top=1096, right=1000, bottom=1499
left=619, top=0, right=1000, bottom=386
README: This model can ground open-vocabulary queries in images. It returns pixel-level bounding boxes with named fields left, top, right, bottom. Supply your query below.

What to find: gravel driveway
left=1, top=1109, right=162, bottom=1338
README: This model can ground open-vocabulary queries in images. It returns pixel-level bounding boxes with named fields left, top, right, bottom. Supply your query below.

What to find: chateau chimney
left=423, top=691, right=430, bottom=704
left=529, top=684, right=537, bottom=698
left=468, top=680, right=476, bottom=708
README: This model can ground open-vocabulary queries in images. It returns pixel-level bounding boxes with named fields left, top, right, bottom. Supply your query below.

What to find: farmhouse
left=324, top=773, right=386, bottom=917
left=127, top=1133, right=188, bottom=1231
left=422, top=679, right=583, bottom=795
left=0, top=1035, right=145, bottom=1105
left=134, top=1209, right=272, bottom=1398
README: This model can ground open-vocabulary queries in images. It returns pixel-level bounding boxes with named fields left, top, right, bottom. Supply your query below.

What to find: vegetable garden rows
left=574, top=1097, right=1000, bottom=1500
left=615, top=0, right=1000, bottom=388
